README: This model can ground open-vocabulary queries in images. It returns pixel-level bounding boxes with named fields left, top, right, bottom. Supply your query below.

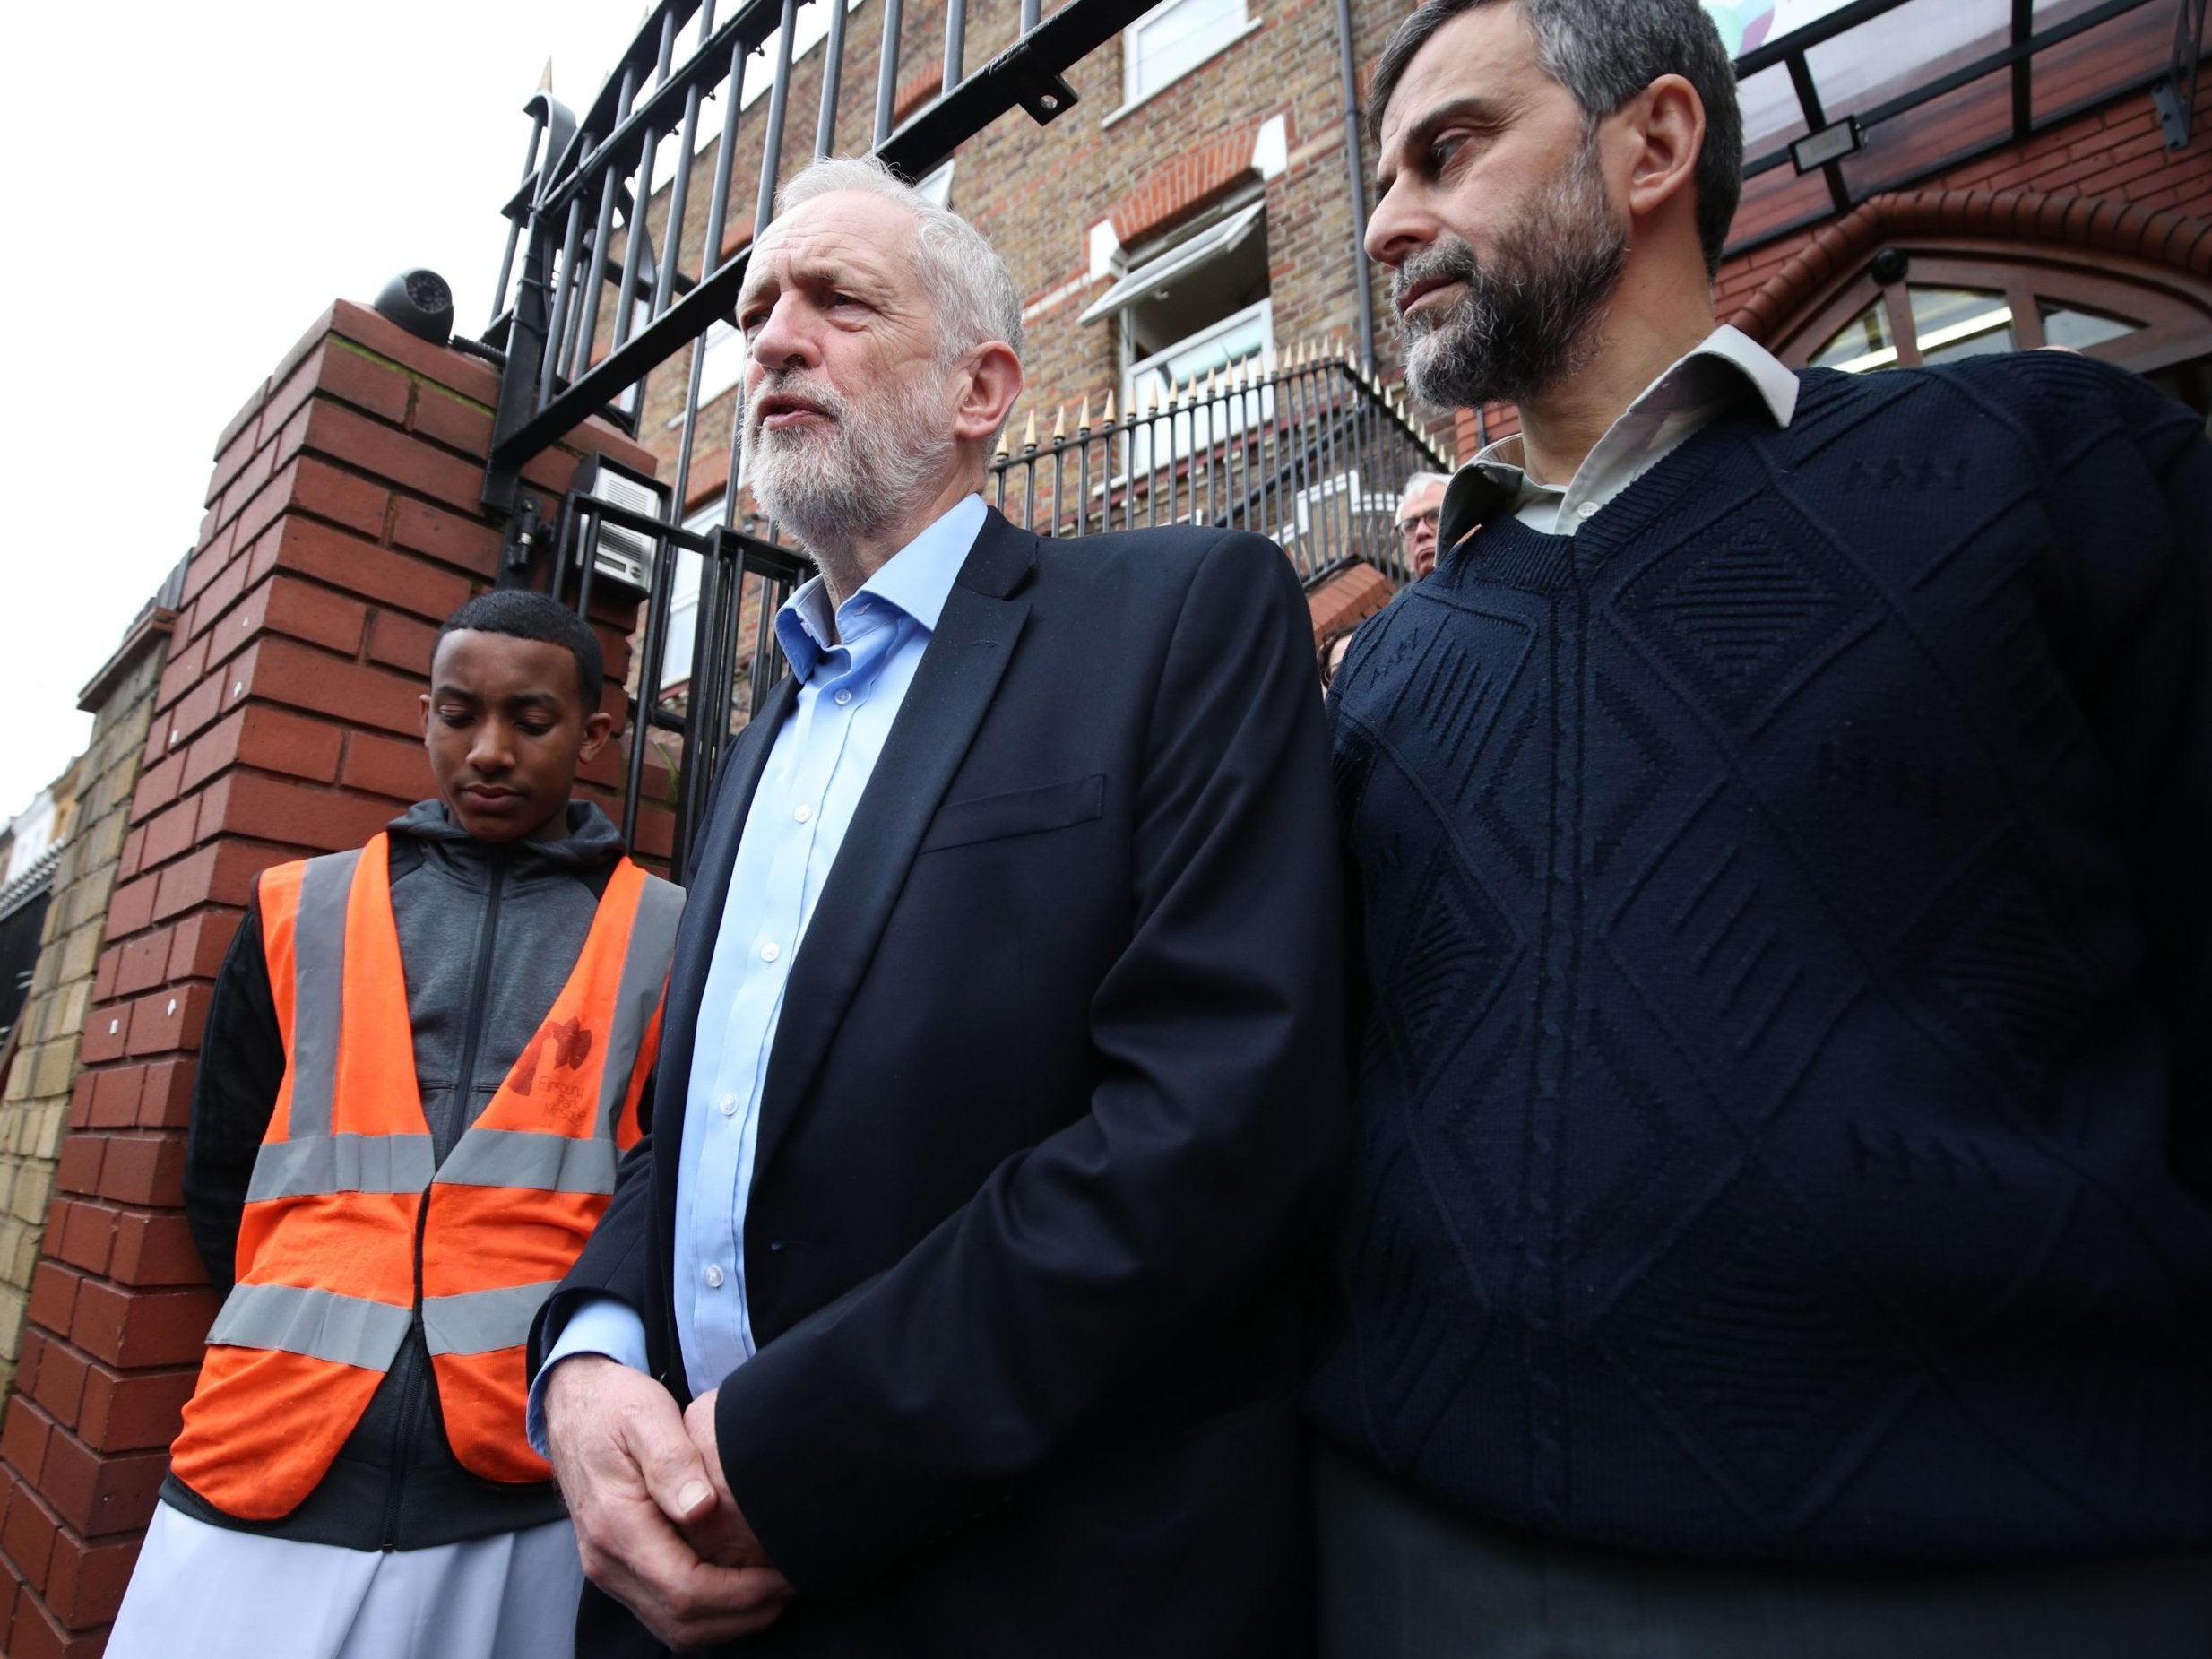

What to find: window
left=1793, top=256, right=2176, bottom=376
left=1124, top=0, right=1248, bottom=106
left=696, top=318, right=746, bottom=406
left=1276, top=470, right=1397, bottom=567
left=1810, top=285, right=2023, bottom=373
left=1905, top=286, right=2016, bottom=365
left=2037, top=301, right=2140, bottom=353
left=1714, top=4, right=2176, bottom=257
left=2, top=793, right=57, bottom=887
left=659, top=505, right=720, bottom=692
left=1084, top=197, right=1274, bottom=472
left=916, top=160, right=955, bottom=209
left=1779, top=245, right=2212, bottom=430
left=1083, top=201, right=1266, bottom=331
left=1126, top=300, right=1273, bottom=471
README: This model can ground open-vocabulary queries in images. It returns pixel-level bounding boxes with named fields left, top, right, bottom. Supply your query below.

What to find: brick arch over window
left=1728, top=188, right=2212, bottom=367
left=1110, top=119, right=1266, bottom=248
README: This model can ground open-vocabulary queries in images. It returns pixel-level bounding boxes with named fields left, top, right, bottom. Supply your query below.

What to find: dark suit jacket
left=534, top=509, right=1347, bottom=1657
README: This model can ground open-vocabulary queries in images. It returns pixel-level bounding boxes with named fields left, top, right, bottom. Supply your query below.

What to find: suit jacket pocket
left=920, top=774, right=1106, bottom=853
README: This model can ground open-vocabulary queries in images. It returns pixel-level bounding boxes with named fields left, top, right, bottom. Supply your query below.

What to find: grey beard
left=746, top=370, right=955, bottom=561
left=1397, top=144, right=1628, bottom=411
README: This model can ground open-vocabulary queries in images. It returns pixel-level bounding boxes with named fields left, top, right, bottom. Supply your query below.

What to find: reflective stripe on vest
left=422, top=1279, right=565, bottom=1357
left=169, top=834, right=681, bottom=1520
left=207, top=1282, right=416, bottom=1370
left=435, top=1128, right=618, bottom=1193
left=282, top=846, right=358, bottom=1142
left=245, top=1133, right=437, bottom=1200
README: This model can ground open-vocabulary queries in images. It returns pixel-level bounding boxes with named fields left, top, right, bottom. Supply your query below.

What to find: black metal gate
left=984, top=349, right=1447, bottom=586
left=474, top=0, right=1185, bottom=871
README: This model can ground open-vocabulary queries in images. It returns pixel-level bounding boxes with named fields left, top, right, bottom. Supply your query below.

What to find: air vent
left=567, top=455, right=671, bottom=600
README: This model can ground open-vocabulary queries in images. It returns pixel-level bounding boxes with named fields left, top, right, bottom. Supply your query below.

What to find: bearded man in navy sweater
left=1314, top=1, right=2212, bottom=1653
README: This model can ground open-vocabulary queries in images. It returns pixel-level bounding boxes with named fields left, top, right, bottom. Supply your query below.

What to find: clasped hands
left=543, top=1355, right=794, bottom=1649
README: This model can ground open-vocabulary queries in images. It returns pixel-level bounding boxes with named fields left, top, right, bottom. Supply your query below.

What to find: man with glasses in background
left=1394, top=471, right=1449, bottom=579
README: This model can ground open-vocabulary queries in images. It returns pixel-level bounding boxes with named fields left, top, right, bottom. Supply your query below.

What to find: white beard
left=746, top=368, right=956, bottom=558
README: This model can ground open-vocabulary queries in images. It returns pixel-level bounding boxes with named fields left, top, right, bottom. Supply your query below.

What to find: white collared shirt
left=1460, top=325, right=1801, bottom=538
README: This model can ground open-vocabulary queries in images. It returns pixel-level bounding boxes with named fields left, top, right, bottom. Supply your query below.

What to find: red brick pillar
left=0, top=299, right=658, bottom=1656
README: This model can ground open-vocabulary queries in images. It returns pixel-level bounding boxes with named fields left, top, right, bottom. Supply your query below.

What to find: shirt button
left=760, top=940, right=781, bottom=963
left=834, top=689, right=853, bottom=705
left=1577, top=500, right=1601, bottom=520
left=718, top=1093, right=738, bottom=1116
left=793, top=803, right=812, bottom=823
left=703, top=1264, right=725, bottom=1289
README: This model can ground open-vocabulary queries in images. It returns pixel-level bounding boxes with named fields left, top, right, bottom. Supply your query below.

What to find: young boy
left=108, top=591, right=683, bottom=1659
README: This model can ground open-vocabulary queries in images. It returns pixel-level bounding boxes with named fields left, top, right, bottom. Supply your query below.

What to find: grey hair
left=1398, top=471, right=1452, bottom=509
left=1367, top=0, right=1743, bottom=278
left=775, top=156, right=1024, bottom=365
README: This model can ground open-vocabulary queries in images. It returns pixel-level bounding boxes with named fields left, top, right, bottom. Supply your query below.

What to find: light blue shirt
left=528, top=494, right=985, bottom=1439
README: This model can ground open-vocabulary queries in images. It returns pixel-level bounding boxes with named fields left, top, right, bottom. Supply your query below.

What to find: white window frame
left=1124, top=298, right=1274, bottom=474
left=1274, top=469, right=1396, bottom=558
left=658, top=505, right=721, bottom=692
left=916, top=160, right=955, bottom=208
left=3, top=793, right=57, bottom=886
left=1080, top=199, right=1264, bottom=325
left=696, top=318, right=747, bottom=406
left=1123, top=0, right=1250, bottom=108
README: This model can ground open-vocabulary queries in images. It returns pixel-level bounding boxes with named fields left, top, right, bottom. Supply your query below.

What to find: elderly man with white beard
left=524, top=157, right=1347, bottom=1659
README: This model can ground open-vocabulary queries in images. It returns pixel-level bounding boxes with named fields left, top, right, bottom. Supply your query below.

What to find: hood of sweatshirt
left=385, top=797, right=627, bottom=880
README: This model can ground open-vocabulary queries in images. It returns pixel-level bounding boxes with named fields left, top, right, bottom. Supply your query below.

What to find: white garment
left=105, top=1503, right=582, bottom=1659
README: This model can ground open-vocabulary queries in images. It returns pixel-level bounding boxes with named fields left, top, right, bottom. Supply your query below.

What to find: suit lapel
left=750, top=514, right=1036, bottom=1182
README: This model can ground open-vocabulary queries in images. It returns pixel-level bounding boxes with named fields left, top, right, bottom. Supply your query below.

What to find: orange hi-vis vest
left=168, top=833, right=682, bottom=1520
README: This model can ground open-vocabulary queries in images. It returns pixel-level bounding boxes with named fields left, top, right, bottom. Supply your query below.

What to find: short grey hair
left=775, top=156, right=1024, bottom=365
left=1398, top=471, right=1451, bottom=511
left=1368, top=0, right=1743, bottom=278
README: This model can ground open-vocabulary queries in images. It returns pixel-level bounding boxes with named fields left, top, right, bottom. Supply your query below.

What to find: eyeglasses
left=1395, top=506, right=1440, bottom=542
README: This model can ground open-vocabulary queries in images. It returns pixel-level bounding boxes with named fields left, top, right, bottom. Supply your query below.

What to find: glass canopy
left=1704, top=0, right=2180, bottom=255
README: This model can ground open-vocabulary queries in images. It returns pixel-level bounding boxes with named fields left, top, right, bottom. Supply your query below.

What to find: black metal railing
left=986, top=346, right=1450, bottom=588
left=480, top=0, right=1166, bottom=870
left=478, top=0, right=1446, bottom=875
left=481, top=0, right=1162, bottom=516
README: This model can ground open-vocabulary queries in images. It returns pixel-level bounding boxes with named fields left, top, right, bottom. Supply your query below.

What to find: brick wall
left=620, top=0, right=1410, bottom=502
left=0, top=298, right=659, bottom=1658
left=1110, top=121, right=1265, bottom=245
left=1307, top=557, right=1394, bottom=644
left=0, top=612, right=174, bottom=1425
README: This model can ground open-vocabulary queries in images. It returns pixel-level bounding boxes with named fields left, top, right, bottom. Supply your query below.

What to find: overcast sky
left=0, top=2, right=646, bottom=819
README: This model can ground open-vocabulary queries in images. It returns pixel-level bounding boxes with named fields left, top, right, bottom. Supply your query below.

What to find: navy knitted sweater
left=1312, top=352, right=2212, bottom=1567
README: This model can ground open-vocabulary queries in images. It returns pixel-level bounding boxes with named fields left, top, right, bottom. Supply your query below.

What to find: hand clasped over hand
left=542, top=1356, right=791, bottom=1649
